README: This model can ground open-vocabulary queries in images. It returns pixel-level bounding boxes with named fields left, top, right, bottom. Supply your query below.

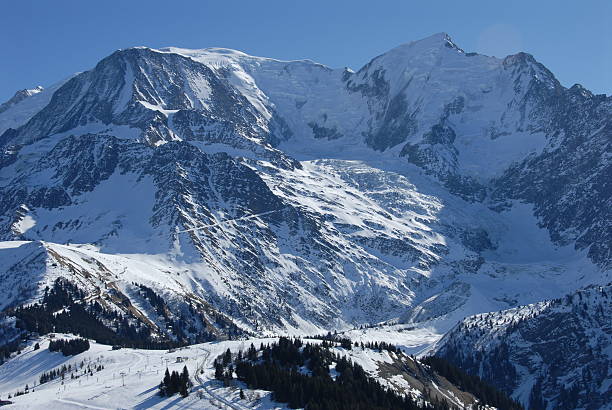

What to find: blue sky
left=1, top=0, right=610, bottom=101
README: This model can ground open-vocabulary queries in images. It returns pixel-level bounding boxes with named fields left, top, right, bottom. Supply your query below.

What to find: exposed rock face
left=492, top=89, right=612, bottom=269
left=433, top=284, right=612, bottom=409
left=0, top=33, right=609, bottom=340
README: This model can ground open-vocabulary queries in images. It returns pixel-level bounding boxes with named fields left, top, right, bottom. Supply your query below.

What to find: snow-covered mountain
left=433, top=283, right=612, bottom=409
left=0, top=87, right=43, bottom=115
left=0, top=33, right=609, bottom=343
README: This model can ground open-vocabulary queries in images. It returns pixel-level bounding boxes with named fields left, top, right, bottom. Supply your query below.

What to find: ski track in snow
left=0, top=337, right=290, bottom=409
left=0, top=335, right=456, bottom=409
left=175, top=209, right=284, bottom=234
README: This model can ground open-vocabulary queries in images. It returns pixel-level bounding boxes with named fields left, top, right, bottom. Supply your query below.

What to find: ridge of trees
left=9, top=279, right=183, bottom=349
left=5, top=278, right=244, bottom=349
left=421, top=355, right=523, bottom=410
left=0, top=338, right=22, bottom=364
left=217, top=337, right=451, bottom=410
left=39, top=361, right=104, bottom=385
left=306, top=332, right=399, bottom=353
left=48, top=338, right=90, bottom=356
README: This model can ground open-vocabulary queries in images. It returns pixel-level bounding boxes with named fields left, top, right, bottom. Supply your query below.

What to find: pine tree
left=179, top=366, right=190, bottom=397
left=164, top=368, right=171, bottom=387
left=247, top=343, right=257, bottom=361
left=158, top=381, right=166, bottom=397
left=159, top=368, right=171, bottom=396
left=222, top=348, right=231, bottom=366
left=214, top=362, right=224, bottom=380
left=170, top=371, right=180, bottom=395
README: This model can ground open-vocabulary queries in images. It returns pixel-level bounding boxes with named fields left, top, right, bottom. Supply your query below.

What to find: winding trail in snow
left=193, top=347, right=245, bottom=410
left=55, top=398, right=110, bottom=410
left=176, top=208, right=284, bottom=234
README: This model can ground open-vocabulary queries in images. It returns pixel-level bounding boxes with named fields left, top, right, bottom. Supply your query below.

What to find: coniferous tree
left=421, top=355, right=523, bottom=410
left=170, top=371, right=180, bottom=395
left=179, top=366, right=190, bottom=397
left=159, top=368, right=191, bottom=398
left=48, top=338, right=90, bottom=356
left=222, top=348, right=231, bottom=366
left=159, top=368, right=171, bottom=396
left=214, top=361, right=224, bottom=380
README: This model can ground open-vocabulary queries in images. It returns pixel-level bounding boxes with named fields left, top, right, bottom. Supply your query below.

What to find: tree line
left=306, top=332, right=400, bottom=353
left=216, top=337, right=452, bottom=410
left=9, top=279, right=183, bottom=349
left=39, top=361, right=104, bottom=384
left=8, top=278, right=240, bottom=350
left=421, top=355, right=523, bottom=410
left=48, top=338, right=90, bottom=356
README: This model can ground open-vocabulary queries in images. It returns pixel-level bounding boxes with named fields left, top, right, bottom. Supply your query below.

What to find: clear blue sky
left=1, top=0, right=610, bottom=101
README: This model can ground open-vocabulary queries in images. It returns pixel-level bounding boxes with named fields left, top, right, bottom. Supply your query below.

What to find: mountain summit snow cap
left=394, top=32, right=464, bottom=55
left=362, top=32, right=465, bottom=71
left=416, top=32, right=461, bottom=49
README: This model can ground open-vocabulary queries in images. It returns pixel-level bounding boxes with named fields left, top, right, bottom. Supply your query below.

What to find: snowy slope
left=0, top=78, right=73, bottom=136
left=0, top=151, right=603, bottom=336
left=0, top=334, right=504, bottom=409
left=0, top=335, right=278, bottom=409
left=0, top=32, right=609, bottom=343
left=432, top=283, right=612, bottom=409
left=161, top=34, right=554, bottom=180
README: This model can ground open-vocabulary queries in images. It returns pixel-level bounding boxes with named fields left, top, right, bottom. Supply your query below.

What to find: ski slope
left=0, top=335, right=283, bottom=409
left=0, top=332, right=487, bottom=409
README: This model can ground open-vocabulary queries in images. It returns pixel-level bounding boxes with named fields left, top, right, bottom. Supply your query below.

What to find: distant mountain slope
left=0, top=78, right=72, bottom=136
left=433, top=283, right=612, bottom=409
left=0, top=33, right=609, bottom=340
left=0, top=86, right=43, bottom=115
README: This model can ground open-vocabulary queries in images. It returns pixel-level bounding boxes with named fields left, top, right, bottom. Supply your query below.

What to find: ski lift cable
left=175, top=207, right=284, bottom=234
left=52, top=207, right=286, bottom=248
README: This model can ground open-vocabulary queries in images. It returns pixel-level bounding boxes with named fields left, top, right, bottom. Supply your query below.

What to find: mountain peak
left=358, top=32, right=465, bottom=74
left=0, top=86, right=44, bottom=115
left=417, top=32, right=453, bottom=44
left=392, top=32, right=462, bottom=54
